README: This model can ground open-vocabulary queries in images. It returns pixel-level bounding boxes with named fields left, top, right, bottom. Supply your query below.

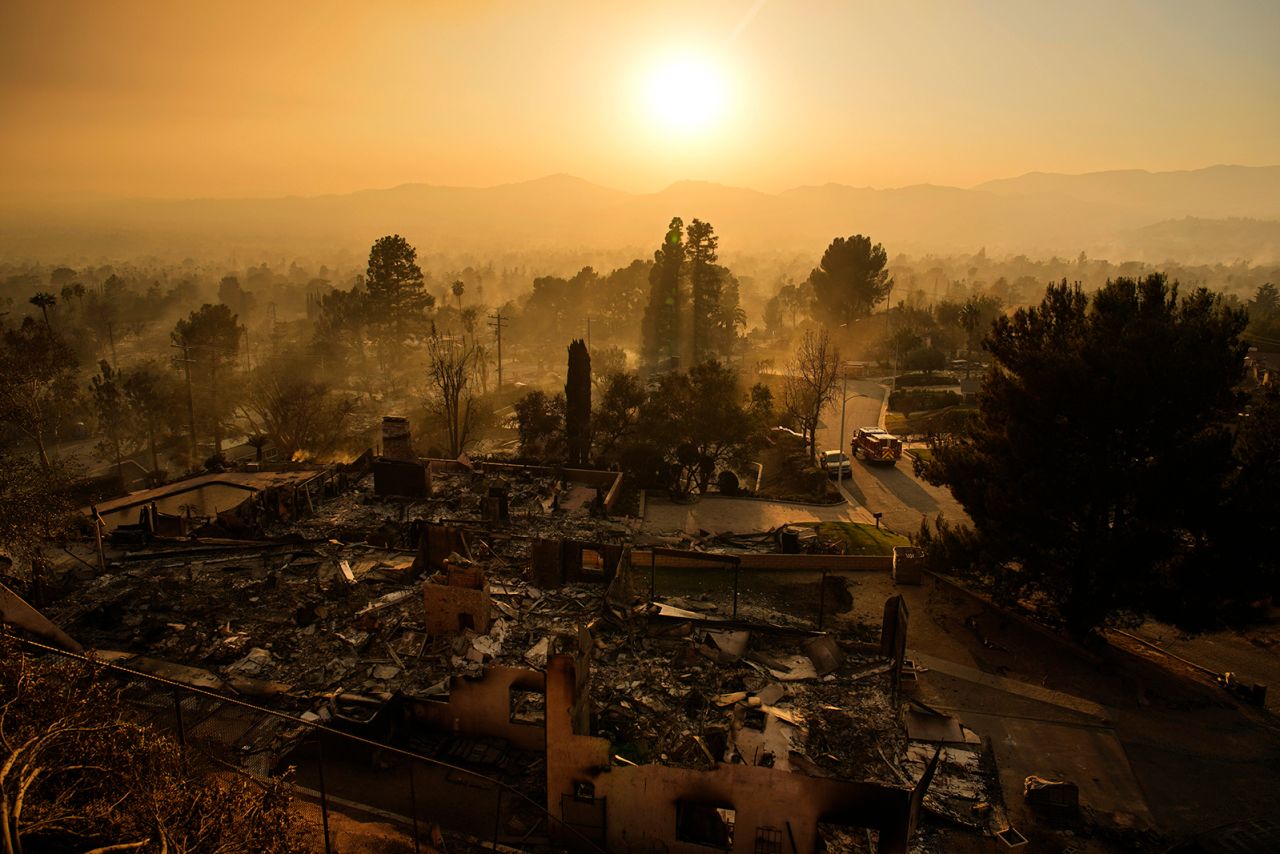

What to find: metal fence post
left=732, top=563, right=739, bottom=619
left=649, top=549, right=656, bottom=601
left=172, top=687, right=187, bottom=771
left=492, top=786, right=503, bottom=848
left=818, top=569, right=828, bottom=630
left=317, top=732, right=333, bottom=854
left=409, top=759, right=421, bottom=854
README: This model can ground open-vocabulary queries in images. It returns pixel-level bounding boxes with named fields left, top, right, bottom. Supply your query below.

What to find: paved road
left=815, top=378, right=971, bottom=536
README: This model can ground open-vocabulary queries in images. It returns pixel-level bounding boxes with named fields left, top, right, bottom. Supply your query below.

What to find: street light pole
left=839, top=366, right=848, bottom=488
left=886, top=281, right=897, bottom=395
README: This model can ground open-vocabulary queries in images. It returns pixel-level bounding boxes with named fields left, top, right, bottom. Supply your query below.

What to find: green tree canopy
left=593, top=371, right=645, bottom=462
left=514, top=389, right=565, bottom=459
left=89, top=360, right=133, bottom=482
left=808, top=235, right=893, bottom=327
left=641, top=217, right=685, bottom=369
left=123, top=360, right=184, bottom=477
left=640, top=360, right=753, bottom=495
left=365, top=234, right=434, bottom=374
left=921, top=275, right=1249, bottom=635
left=686, top=218, right=722, bottom=364
left=172, top=303, right=243, bottom=457
left=1249, top=282, right=1277, bottom=319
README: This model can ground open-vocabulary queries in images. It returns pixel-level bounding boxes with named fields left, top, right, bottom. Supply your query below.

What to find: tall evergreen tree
left=565, top=339, right=592, bottom=466
left=808, top=234, right=893, bottom=326
left=921, top=275, right=1249, bottom=636
left=686, top=218, right=721, bottom=364
left=710, top=265, right=746, bottom=359
left=123, top=360, right=181, bottom=477
left=641, top=217, right=685, bottom=370
left=365, top=235, right=433, bottom=371
left=90, top=360, right=132, bottom=483
left=172, top=303, right=243, bottom=458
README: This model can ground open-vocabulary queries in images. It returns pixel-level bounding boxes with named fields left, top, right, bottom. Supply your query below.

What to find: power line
left=487, top=309, right=507, bottom=389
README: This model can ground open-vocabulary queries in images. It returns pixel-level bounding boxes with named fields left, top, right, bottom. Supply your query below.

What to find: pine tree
left=641, top=217, right=685, bottom=370
left=172, top=304, right=243, bottom=457
left=922, top=275, right=1249, bottom=636
left=808, top=235, right=893, bottom=326
left=365, top=235, right=434, bottom=372
left=686, top=218, right=721, bottom=365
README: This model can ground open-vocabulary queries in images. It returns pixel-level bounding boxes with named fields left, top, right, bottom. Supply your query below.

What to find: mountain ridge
left=3, top=165, right=1278, bottom=263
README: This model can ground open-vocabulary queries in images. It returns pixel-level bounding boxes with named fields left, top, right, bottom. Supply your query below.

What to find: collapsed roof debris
left=14, top=433, right=1003, bottom=852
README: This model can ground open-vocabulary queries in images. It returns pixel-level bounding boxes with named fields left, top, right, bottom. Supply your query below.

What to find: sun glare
left=643, top=55, right=728, bottom=135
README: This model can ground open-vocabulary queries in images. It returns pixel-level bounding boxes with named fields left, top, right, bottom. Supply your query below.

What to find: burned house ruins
left=4, top=424, right=999, bottom=853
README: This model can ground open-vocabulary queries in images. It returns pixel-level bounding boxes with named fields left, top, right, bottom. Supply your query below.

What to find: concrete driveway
left=641, top=493, right=876, bottom=535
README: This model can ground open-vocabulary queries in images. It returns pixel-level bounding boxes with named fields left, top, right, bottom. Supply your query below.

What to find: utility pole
left=267, top=303, right=280, bottom=356
left=488, top=309, right=507, bottom=389
left=107, top=320, right=118, bottom=370
left=586, top=315, right=592, bottom=351
left=171, top=341, right=198, bottom=469
left=886, top=282, right=897, bottom=395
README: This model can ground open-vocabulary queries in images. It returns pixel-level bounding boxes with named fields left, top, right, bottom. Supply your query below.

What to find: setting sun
left=642, top=54, right=728, bottom=134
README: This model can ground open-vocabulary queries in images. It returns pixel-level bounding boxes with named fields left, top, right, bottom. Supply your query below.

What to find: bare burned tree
left=0, top=320, right=78, bottom=472
left=240, top=367, right=356, bottom=461
left=0, top=635, right=308, bottom=854
left=782, top=328, right=841, bottom=456
left=425, top=332, right=482, bottom=458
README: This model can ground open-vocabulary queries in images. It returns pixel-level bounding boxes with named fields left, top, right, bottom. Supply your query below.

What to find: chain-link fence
left=11, top=634, right=604, bottom=853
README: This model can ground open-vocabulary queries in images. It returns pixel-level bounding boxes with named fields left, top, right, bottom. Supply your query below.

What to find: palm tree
left=451, top=279, right=465, bottom=312
left=29, top=292, right=57, bottom=335
left=460, top=305, right=479, bottom=347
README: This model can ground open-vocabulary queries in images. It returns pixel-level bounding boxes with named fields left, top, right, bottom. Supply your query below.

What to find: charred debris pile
left=22, top=442, right=998, bottom=851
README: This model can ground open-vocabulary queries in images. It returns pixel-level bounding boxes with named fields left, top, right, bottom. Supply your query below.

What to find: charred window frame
left=754, top=826, right=783, bottom=854
left=509, top=686, right=546, bottom=725
left=676, top=801, right=735, bottom=850
left=580, top=547, right=606, bottom=578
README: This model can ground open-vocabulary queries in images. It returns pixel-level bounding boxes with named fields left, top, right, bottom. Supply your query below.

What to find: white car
left=817, top=449, right=852, bottom=478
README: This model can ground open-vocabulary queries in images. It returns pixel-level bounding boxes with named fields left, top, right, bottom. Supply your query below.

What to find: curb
left=696, top=492, right=845, bottom=507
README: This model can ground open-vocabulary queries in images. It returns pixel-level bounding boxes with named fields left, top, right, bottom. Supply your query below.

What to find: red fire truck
left=852, top=426, right=903, bottom=465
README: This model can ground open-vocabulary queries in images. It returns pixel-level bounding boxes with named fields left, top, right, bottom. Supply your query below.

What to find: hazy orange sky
left=2, top=0, right=1278, bottom=199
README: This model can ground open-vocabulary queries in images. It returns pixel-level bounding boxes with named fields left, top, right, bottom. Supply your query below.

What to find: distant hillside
left=3, top=165, right=1278, bottom=264
left=1101, top=217, right=1280, bottom=265
left=975, top=165, right=1280, bottom=221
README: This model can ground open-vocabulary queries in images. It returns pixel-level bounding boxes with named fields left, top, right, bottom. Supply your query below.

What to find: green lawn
left=805, top=521, right=909, bottom=555
left=887, top=405, right=976, bottom=436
